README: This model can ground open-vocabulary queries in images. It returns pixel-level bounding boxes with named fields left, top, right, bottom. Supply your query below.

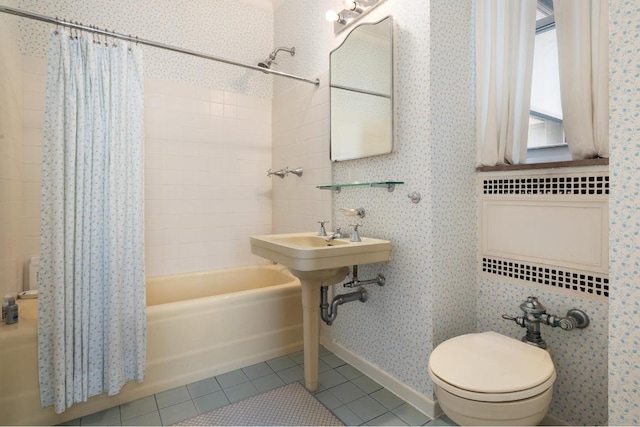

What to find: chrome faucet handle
left=317, top=220, right=329, bottom=236
left=289, top=167, right=303, bottom=177
left=349, top=223, right=362, bottom=242
left=267, top=168, right=287, bottom=178
left=502, top=314, right=525, bottom=327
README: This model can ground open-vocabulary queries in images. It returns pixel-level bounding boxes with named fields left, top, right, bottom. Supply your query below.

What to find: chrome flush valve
left=502, top=296, right=590, bottom=349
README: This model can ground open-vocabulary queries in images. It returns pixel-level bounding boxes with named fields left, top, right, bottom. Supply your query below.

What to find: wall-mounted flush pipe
left=320, top=285, right=367, bottom=325
left=502, top=296, right=590, bottom=349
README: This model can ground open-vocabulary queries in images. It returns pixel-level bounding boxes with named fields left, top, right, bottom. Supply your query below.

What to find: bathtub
left=0, top=264, right=302, bottom=426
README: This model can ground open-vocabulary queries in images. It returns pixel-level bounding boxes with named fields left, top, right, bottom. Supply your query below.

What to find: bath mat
left=174, top=382, right=343, bottom=426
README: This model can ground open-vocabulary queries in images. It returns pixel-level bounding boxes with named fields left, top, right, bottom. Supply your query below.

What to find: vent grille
left=482, top=257, right=609, bottom=297
left=482, top=175, right=609, bottom=195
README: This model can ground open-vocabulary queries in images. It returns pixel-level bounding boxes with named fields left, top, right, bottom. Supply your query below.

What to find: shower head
left=258, top=46, right=295, bottom=70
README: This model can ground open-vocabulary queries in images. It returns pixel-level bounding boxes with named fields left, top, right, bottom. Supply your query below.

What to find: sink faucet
left=325, top=228, right=349, bottom=242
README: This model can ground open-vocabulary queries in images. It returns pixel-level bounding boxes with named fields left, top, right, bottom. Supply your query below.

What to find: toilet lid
left=428, top=331, right=555, bottom=395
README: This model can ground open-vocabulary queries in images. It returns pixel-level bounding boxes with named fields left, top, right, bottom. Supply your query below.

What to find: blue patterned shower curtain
left=38, top=30, right=146, bottom=413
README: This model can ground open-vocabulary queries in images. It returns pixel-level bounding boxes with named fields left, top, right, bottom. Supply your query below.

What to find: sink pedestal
left=250, top=232, right=390, bottom=391
left=290, top=267, right=349, bottom=392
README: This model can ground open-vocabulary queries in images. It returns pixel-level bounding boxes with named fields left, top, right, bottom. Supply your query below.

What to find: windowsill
left=476, top=158, right=609, bottom=173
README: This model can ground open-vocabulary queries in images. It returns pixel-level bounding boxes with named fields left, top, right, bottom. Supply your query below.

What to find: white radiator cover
left=478, top=166, right=609, bottom=297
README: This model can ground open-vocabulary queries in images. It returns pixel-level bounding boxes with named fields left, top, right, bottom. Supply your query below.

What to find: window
left=527, top=0, right=571, bottom=163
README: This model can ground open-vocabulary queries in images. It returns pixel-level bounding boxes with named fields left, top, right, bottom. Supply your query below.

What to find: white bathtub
left=0, top=264, right=302, bottom=426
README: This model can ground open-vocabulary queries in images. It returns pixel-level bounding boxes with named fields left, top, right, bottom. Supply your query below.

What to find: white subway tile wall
left=20, top=56, right=273, bottom=279
left=143, top=77, right=273, bottom=276
left=20, top=57, right=45, bottom=290
left=0, top=4, right=24, bottom=298
left=271, top=74, right=332, bottom=234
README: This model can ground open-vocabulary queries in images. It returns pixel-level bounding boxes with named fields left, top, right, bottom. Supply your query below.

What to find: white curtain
left=476, top=0, right=538, bottom=166
left=38, top=30, right=146, bottom=413
left=554, top=0, right=609, bottom=159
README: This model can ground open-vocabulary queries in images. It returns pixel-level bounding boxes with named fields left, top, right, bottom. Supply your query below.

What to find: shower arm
left=0, top=5, right=319, bottom=87
left=269, top=47, right=295, bottom=60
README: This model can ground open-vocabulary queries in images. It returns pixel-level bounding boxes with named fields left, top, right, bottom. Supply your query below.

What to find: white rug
left=174, top=382, right=343, bottom=426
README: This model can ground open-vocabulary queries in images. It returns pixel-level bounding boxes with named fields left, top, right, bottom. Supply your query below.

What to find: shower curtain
left=38, top=30, right=146, bottom=413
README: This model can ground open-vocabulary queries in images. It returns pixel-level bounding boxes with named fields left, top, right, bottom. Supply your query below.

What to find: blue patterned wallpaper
left=275, top=1, right=623, bottom=425
left=272, top=0, right=338, bottom=94
left=9, top=0, right=640, bottom=423
left=608, top=0, right=640, bottom=424
left=329, top=0, right=440, bottom=397
left=273, top=0, right=476, bottom=398
left=477, top=278, right=608, bottom=425
left=16, top=0, right=275, bottom=97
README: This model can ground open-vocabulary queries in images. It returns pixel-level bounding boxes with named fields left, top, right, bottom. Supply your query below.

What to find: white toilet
left=428, top=331, right=556, bottom=426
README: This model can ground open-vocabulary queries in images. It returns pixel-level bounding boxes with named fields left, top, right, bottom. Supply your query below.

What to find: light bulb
left=325, top=10, right=340, bottom=23
left=344, top=0, right=363, bottom=13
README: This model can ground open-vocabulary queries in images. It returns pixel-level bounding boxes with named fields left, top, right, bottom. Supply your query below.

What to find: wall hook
left=408, top=192, right=421, bottom=204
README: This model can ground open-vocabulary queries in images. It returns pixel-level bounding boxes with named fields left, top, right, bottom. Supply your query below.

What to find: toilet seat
left=428, top=331, right=556, bottom=402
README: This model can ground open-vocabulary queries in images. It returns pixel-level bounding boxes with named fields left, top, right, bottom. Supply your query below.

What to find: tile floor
left=60, top=346, right=456, bottom=426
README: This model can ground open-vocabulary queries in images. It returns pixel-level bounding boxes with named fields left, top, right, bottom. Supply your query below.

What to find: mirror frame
left=329, top=15, right=394, bottom=162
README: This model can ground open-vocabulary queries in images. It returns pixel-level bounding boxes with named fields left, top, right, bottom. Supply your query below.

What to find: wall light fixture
left=325, top=0, right=387, bottom=34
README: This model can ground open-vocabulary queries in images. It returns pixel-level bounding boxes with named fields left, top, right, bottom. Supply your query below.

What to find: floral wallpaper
left=16, top=0, right=275, bottom=98
left=608, top=0, right=640, bottom=424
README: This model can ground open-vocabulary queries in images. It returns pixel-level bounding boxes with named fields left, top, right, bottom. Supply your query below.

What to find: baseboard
left=541, top=412, right=569, bottom=426
left=320, top=337, right=441, bottom=420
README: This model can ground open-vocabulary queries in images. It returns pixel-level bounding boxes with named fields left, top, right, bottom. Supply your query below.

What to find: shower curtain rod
left=0, top=5, right=320, bottom=87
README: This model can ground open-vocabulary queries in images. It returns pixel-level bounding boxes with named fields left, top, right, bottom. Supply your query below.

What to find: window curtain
left=554, top=0, right=609, bottom=159
left=38, top=30, right=146, bottom=413
left=476, top=0, right=538, bottom=166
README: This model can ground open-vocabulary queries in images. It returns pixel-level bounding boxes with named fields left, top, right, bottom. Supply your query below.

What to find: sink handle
left=317, top=220, right=328, bottom=236
left=349, top=224, right=362, bottom=242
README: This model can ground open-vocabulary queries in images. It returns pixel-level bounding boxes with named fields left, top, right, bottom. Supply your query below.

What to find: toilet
left=428, top=331, right=556, bottom=426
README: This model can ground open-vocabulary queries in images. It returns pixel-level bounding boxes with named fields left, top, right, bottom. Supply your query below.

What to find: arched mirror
left=330, top=16, right=393, bottom=161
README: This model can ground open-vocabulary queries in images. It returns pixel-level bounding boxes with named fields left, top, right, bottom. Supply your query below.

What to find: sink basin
left=250, top=232, right=391, bottom=271
left=250, top=231, right=391, bottom=392
left=275, top=235, right=351, bottom=248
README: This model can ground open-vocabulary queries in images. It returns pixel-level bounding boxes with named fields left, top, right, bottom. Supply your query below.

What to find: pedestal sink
left=250, top=232, right=391, bottom=391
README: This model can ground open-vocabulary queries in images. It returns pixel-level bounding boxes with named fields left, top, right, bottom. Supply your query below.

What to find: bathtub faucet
left=502, top=296, right=590, bottom=349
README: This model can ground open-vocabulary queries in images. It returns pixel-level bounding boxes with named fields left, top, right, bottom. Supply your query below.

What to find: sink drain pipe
left=320, top=286, right=367, bottom=325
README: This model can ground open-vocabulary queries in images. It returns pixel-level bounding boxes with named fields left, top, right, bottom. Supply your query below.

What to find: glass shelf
left=316, top=181, right=404, bottom=193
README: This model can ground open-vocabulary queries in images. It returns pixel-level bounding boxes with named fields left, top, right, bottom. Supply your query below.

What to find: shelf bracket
left=370, top=183, right=395, bottom=192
